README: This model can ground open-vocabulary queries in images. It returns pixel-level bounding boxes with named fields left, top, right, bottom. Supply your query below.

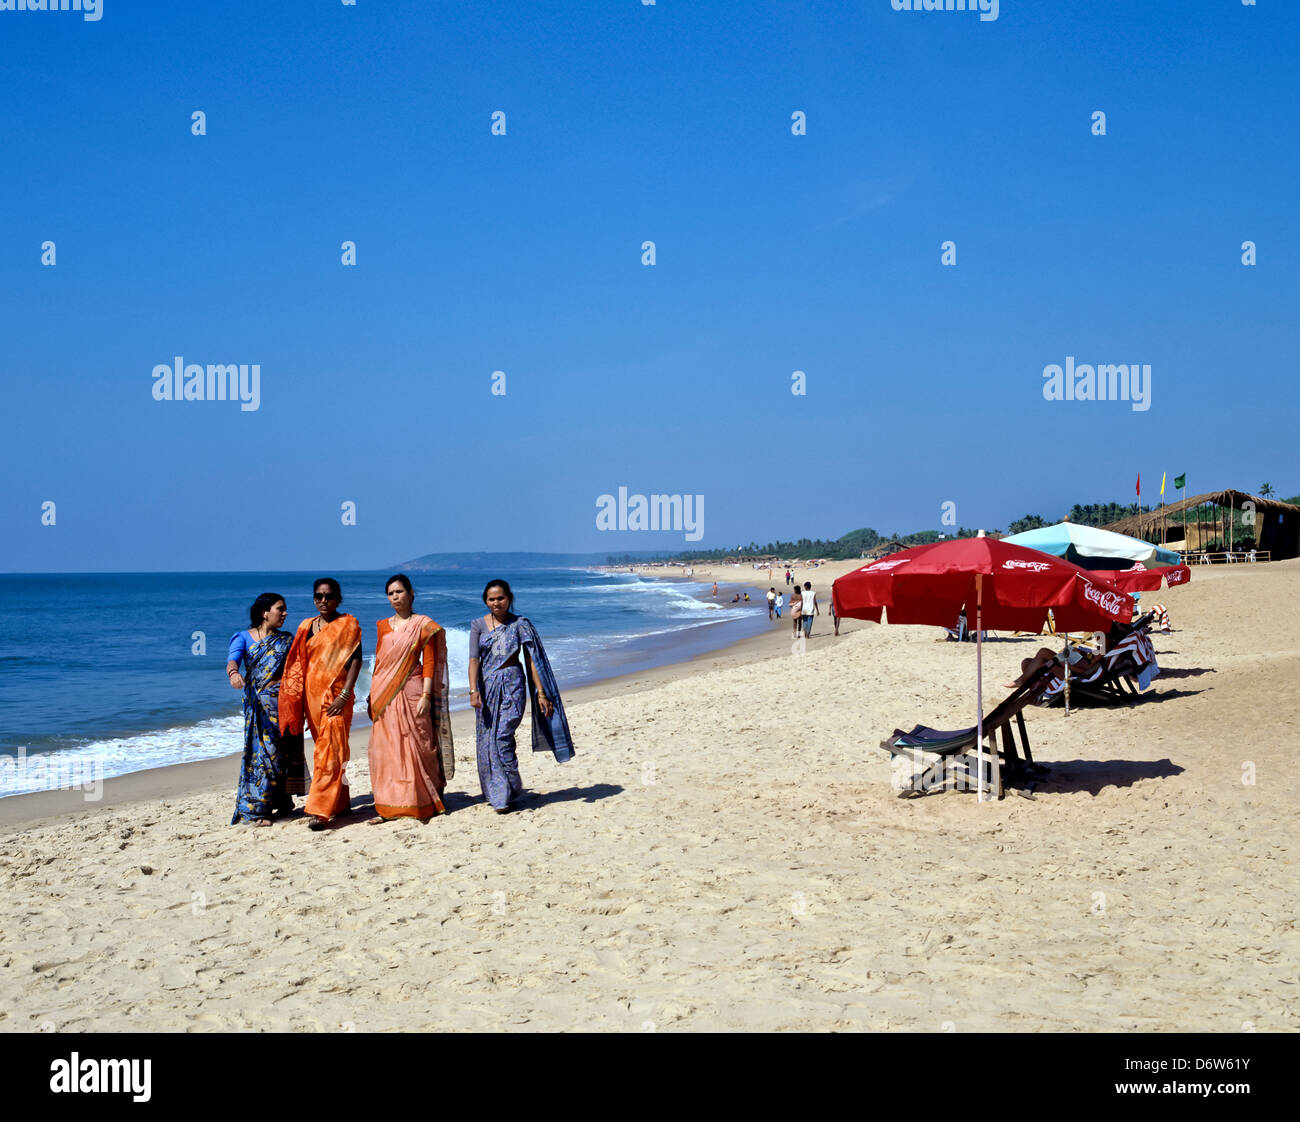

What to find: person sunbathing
left=1007, top=645, right=1106, bottom=688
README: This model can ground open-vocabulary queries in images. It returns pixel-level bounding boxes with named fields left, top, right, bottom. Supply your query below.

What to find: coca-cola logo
left=1082, top=582, right=1127, bottom=615
left=1002, top=559, right=1051, bottom=572
left=864, top=559, right=910, bottom=572
left=1167, top=568, right=1187, bottom=584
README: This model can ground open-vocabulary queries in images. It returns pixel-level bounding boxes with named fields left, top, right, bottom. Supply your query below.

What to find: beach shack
left=1105, top=489, right=1300, bottom=561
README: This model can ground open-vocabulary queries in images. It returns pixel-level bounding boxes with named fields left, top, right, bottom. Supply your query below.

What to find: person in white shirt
left=766, top=587, right=777, bottom=620
left=801, top=582, right=818, bottom=637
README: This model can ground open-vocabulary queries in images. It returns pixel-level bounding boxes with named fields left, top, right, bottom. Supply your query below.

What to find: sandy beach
left=2, top=559, right=1296, bottom=1032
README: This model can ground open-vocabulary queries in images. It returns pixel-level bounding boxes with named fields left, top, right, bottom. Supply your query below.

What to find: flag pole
left=1183, top=477, right=1188, bottom=553
left=1160, top=472, right=1166, bottom=545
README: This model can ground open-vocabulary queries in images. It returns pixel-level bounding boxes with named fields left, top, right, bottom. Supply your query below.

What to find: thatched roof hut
left=1105, top=490, right=1300, bottom=559
left=863, top=540, right=908, bottom=560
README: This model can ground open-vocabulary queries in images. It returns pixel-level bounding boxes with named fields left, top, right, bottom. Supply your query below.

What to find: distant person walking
left=766, top=587, right=777, bottom=620
left=802, top=581, right=818, bottom=638
left=712, top=581, right=718, bottom=599
left=280, top=578, right=363, bottom=831
left=790, top=586, right=803, bottom=637
left=469, top=580, right=574, bottom=813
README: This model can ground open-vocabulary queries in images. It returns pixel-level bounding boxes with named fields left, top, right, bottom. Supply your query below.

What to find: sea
left=0, top=567, right=770, bottom=798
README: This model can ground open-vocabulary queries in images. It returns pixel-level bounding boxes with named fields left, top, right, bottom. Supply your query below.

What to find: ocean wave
left=0, top=716, right=246, bottom=798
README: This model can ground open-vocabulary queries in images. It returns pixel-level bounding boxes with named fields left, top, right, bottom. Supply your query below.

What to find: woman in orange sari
left=280, top=578, right=363, bottom=830
left=365, top=574, right=454, bottom=822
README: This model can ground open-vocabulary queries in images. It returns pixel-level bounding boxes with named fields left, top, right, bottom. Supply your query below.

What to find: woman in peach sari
left=280, top=578, right=363, bottom=830
left=366, top=574, right=455, bottom=822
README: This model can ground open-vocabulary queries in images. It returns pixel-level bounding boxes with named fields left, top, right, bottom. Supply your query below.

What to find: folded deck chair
left=1041, top=629, right=1159, bottom=707
left=879, top=665, right=1055, bottom=799
left=1108, top=611, right=1156, bottom=644
left=1106, top=630, right=1160, bottom=694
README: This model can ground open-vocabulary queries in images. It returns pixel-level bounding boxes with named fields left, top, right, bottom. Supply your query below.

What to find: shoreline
left=0, top=569, right=778, bottom=818
left=0, top=565, right=852, bottom=828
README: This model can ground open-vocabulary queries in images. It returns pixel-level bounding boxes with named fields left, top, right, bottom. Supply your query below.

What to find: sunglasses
left=314, top=592, right=339, bottom=601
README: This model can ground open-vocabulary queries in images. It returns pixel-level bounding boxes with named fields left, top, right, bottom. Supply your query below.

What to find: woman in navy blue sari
left=226, top=593, right=306, bottom=825
left=468, top=580, right=574, bottom=812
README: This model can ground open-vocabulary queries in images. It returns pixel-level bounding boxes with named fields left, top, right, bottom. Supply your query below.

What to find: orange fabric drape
left=368, top=615, right=451, bottom=819
left=369, top=616, right=437, bottom=717
left=281, top=614, right=362, bottom=820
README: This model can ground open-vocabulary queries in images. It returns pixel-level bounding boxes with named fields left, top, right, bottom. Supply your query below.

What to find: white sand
left=1, top=560, right=1296, bottom=1032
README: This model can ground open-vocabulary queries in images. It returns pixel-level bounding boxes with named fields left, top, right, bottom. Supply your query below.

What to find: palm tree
left=1260, top=482, right=1275, bottom=497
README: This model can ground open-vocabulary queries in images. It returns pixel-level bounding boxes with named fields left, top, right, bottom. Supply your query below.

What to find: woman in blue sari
left=468, top=579, right=574, bottom=812
left=226, top=593, right=306, bottom=825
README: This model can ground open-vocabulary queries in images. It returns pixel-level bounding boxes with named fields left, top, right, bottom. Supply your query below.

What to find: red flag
left=1136, top=473, right=1141, bottom=499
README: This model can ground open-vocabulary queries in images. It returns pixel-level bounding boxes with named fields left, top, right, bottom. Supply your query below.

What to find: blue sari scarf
left=477, top=617, right=574, bottom=762
left=231, top=630, right=304, bottom=823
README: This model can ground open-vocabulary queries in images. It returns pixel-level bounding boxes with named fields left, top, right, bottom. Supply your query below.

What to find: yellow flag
left=1160, top=472, right=1166, bottom=496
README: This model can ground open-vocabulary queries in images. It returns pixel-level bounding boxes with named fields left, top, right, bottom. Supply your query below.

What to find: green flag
left=1173, top=473, right=1186, bottom=490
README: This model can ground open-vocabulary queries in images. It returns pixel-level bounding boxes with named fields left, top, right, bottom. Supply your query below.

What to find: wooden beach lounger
left=879, top=666, right=1055, bottom=799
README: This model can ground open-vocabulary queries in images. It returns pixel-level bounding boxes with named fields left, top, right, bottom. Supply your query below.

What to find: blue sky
left=2, top=0, right=1296, bottom=571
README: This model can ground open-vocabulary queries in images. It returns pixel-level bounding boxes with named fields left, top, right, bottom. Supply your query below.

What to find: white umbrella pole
left=976, top=575, right=990, bottom=802
left=1064, top=635, right=1071, bottom=716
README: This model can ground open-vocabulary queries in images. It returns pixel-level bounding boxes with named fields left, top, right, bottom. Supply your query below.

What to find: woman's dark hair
left=313, top=577, right=342, bottom=601
left=482, top=579, right=514, bottom=607
left=249, top=593, right=285, bottom=629
left=385, top=573, right=413, bottom=596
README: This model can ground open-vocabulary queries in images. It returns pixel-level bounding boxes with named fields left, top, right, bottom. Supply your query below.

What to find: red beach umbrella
left=833, top=537, right=1132, bottom=801
left=1090, top=560, right=1191, bottom=593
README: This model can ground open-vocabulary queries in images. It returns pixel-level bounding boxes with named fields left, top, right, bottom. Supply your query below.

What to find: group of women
left=225, top=576, right=573, bottom=830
